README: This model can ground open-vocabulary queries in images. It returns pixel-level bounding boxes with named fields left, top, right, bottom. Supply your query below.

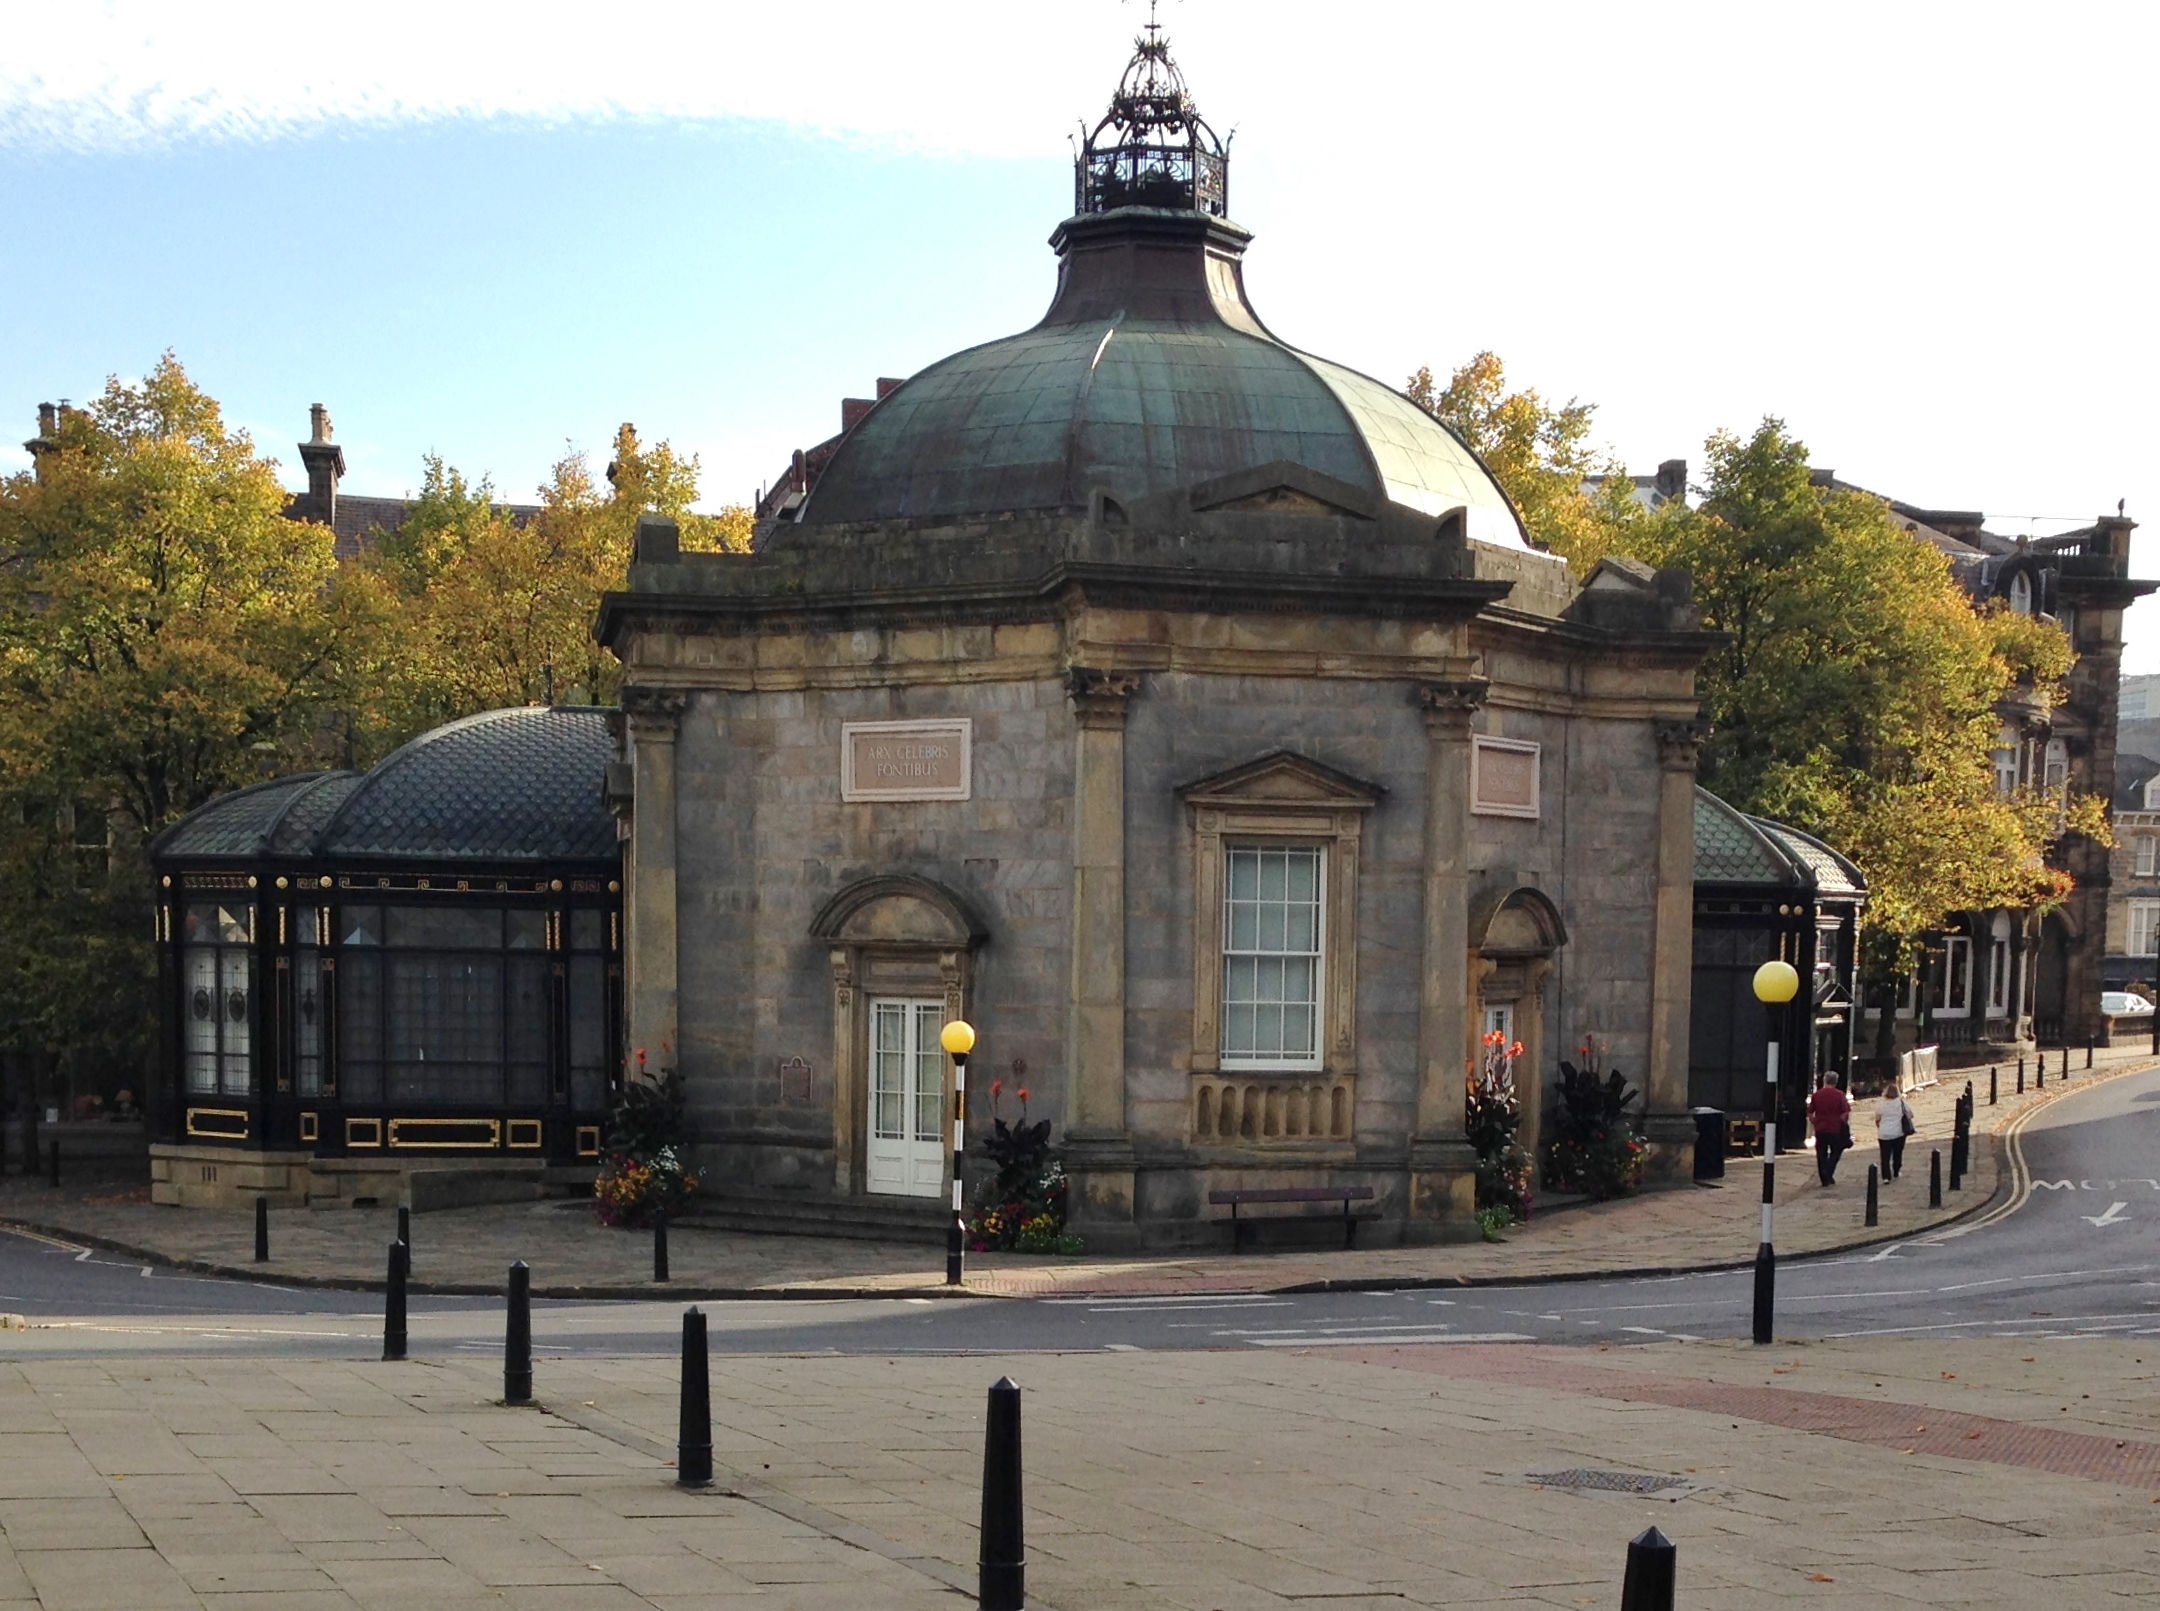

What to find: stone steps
left=683, top=1188, right=952, bottom=1246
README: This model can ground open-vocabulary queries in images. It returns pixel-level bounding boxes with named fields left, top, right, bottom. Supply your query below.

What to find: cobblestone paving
left=2, top=1051, right=2147, bottom=1300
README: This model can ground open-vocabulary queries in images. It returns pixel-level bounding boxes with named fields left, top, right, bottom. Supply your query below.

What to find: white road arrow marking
left=2082, top=1201, right=2131, bottom=1228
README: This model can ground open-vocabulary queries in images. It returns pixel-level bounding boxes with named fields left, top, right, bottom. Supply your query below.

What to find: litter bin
left=1691, top=1107, right=1727, bottom=1180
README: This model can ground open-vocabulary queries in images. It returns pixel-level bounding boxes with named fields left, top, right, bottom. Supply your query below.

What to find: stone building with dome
left=146, top=707, right=623, bottom=1209
left=598, top=29, right=1717, bottom=1246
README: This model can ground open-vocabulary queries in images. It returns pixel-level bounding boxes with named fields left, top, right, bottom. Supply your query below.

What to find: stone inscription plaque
left=841, top=719, right=972, bottom=802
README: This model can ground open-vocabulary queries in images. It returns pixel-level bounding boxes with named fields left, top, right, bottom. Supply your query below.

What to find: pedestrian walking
left=1808, top=1074, right=1852, bottom=1185
left=1875, top=1077, right=1915, bottom=1181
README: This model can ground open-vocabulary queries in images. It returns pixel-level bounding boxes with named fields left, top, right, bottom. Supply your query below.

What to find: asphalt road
left=4, top=1066, right=2157, bottom=1360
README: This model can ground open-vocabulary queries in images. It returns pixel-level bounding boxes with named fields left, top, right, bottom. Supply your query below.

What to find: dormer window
left=2008, top=571, right=2033, bottom=615
left=2042, top=738, right=2069, bottom=792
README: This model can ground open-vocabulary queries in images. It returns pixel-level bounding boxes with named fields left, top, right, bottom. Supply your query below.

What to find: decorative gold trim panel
left=575, top=1125, right=602, bottom=1157
left=185, top=1107, right=250, bottom=1140
left=345, top=1117, right=384, bottom=1148
left=506, top=1118, right=544, bottom=1150
left=299, top=1111, right=319, bottom=1143
left=385, top=1118, right=501, bottom=1150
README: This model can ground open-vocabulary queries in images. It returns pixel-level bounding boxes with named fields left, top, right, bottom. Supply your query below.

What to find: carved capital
left=1067, top=666, right=1143, bottom=727
left=621, top=685, right=689, bottom=741
left=1417, top=678, right=1489, bottom=736
left=1654, top=717, right=1712, bottom=772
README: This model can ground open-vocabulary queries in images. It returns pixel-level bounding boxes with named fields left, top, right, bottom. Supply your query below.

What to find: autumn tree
left=0, top=356, right=396, bottom=1099
left=1406, top=353, right=1635, bottom=567
left=1609, top=421, right=2101, bottom=1030
left=382, top=422, right=750, bottom=723
left=1410, top=353, right=2099, bottom=1029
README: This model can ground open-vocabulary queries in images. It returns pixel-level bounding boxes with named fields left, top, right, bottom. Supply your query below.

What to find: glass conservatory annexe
left=151, top=707, right=624, bottom=1207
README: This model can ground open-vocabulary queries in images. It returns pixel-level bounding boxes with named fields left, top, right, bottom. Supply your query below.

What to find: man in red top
left=1808, top=1074, right=1852, bottom=1186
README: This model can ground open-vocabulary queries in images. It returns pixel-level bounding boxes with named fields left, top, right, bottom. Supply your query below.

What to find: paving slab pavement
left=2, top=1335, right=2157, bottom=1608
left=3, top=1050, right=2148, bottom=1302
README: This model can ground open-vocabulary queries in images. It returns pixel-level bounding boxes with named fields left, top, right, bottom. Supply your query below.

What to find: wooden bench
left=1209, top=1185, right=1376, bottom=1251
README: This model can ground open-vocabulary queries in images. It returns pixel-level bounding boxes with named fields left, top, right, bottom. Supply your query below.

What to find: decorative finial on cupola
left=1076, top=0, right=1230, bottom=218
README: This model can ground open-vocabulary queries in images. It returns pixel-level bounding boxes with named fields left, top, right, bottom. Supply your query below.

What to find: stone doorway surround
left=809, top=875, right=984, bottom=1198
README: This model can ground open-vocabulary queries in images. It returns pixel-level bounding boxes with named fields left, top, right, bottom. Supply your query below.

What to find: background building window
left=1220, top=845, right=1324, bottom=1069
left=1934, top=935, right=1972, bottom=1017
left=2129, top=900, right=2160, bottom=961
left=1993, top=726, right=2021, bottom=798
left=2008, top=571, right=2033, bottom=614
left=182, top=903, right=253, bottom=1096
left=2043, top=738, right=2069, bottom=791
left=2137, top=836, right=2157, bottom=878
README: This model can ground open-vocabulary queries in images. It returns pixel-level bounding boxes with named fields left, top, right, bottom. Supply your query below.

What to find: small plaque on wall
left=842, top=719, right=971, bottom=802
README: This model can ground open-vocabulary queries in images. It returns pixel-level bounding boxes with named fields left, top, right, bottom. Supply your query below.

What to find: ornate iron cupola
left=1076, top=11, right=1230, bottom=217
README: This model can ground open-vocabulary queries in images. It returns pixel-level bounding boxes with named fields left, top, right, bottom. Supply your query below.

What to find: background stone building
left=598, top=32, right=1715, bottom=1247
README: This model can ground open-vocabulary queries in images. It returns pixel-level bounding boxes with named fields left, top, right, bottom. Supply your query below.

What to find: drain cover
left=1526, top=1468, right=1689, bottom=1495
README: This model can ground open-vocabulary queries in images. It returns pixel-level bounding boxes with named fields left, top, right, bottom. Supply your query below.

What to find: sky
left=4, top=1, right=2157, bottom=663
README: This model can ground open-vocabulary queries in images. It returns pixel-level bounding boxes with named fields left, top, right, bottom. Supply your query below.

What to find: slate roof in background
left=153, top=774, right=339, bottom=861
left=266, top=774, right=363, bottom=856
left=1752, top=819, right=1865, bottom=896
left=1694, top=787, right=1867, bottom=897
left=151, top=708, right=617, bottom=867
left=320, top=707, right=617, bottom=863
left=1694, top=789, right=1789, bottom=885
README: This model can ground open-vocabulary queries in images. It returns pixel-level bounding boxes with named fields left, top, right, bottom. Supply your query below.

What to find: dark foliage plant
left=1542, top=1047, right=1648, bottom=1200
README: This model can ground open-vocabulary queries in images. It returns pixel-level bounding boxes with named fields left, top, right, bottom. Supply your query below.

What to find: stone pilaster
left=622, top=688, right=687, bottom=1078
left=1408, top=678, right=1487, bottom=1240
left=1064, top=666, right=1141, bottom=1243
left=1644, top=718, right=1710, bottom=1176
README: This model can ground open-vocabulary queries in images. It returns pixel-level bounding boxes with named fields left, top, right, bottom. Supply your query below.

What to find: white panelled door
left=867, top=998, right=947, bottom=1198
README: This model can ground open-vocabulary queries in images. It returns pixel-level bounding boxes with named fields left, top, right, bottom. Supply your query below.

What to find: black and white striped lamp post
left=941, top=1018, right=977, bottom=1286
left=1751, top=959, right=1801, bottom=1347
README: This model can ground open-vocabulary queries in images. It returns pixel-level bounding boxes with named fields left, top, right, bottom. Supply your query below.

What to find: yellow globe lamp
left=1752, top=959, right=1800, bottom=1005
left=940, top=1019, right=977, bottom=1058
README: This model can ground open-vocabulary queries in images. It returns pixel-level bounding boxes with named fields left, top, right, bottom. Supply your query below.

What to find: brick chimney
left=296, top=403, right=345, bottom=528
left=23, top=402, right=62, bottom=482
left=1654, top=459, right=1688, bottom=506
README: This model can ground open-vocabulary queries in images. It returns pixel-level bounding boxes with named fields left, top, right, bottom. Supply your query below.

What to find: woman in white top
left=1875, top=1080, right=1914, bottom=1180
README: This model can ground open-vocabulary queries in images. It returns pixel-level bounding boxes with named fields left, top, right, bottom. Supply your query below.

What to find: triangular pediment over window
left=1176, top=751, right=1386, bottom=810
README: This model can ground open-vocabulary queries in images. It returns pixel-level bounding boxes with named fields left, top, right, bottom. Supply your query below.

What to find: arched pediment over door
left=810, top=875, right=985, bottom=1198
left=1469, top=881, right=1568, bottom=1173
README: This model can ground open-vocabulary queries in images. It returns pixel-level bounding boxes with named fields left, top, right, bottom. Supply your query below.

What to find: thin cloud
left=0, top=1, right=1166, bottom=155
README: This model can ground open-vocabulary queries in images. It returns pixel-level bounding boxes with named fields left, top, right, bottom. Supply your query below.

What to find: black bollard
left=2063, top=1046, right=2071, bottom=1080
left=504, top=1261, right=532, bottom=1405
left=383, top=1239, right=408, bottom=1361
left=254, top=1195, right=269, bottom=1263
left=2016, top=1058, right=2025, bottom=1094
left=1949, top=1139, right=1963, bottom=1193
left=979, top=1376, right=1026, bottom=1611
left=2037, top=1057, right=2046, bottom=1089
left=47, top=1139, right=58, bottom=1188
left=677, top=1307, right=712, bottom=1487
left=654, top=1206, right=670, bottom=1284
left=2087, top=1037, right=2095, bottom=1071
left=1929, top=1149, right=1942, bottom=1209
left=397, top=1205, right=411, bottom=1263
left=1865, top=1164, right=1879, bottom=1228
left=1989, top=1067, right=1997, bottom=1106
left=1620, top=1525, right=1678, bottom=1611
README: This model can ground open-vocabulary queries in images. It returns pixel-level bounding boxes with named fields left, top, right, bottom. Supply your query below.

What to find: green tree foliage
left=0, top=364, right=750, bottom=1102
left=0, top=356, right=397, bottom=1094
left=378, top=423, right=750, bottom=723
left=1407, top=353, right=1635, bottom=566
left=1407, top=354, right=2101, bottom=991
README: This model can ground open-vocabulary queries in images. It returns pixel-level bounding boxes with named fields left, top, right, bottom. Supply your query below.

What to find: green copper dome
left=799, top=208, right=1526, bottom=544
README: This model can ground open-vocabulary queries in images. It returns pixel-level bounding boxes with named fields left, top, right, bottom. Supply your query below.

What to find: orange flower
left=1017, top=1087, right=1030, bottom=1102
left=991, top=1079, right=1004, bottom=1099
